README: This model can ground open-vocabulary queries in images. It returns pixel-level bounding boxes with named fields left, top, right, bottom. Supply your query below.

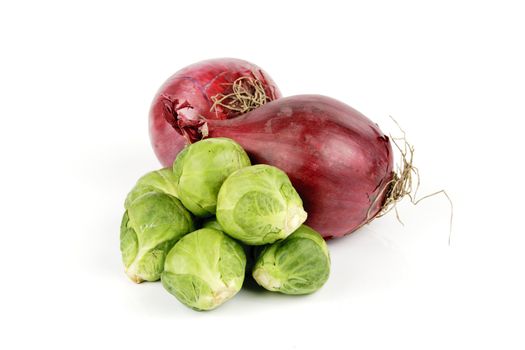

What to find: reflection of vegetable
left=149, top=58, right=281, bottom=167
left=162, top=228, right=246, bottom=311
left=165, top=95, right=393, bottom=239
left=124, top=168, right=179, bottom=208
left=173, top=138, right=251, bottom=217
left=253, top=225, right=330, bottom=295
left=120, top=170, right=196, bottom=283
left=216, top=164, right=307, bottom=245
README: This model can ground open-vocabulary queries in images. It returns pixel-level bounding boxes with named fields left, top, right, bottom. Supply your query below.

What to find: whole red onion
left=149, top=58, right=282, bottom=167
left=167, top=95, right=394, bottom=239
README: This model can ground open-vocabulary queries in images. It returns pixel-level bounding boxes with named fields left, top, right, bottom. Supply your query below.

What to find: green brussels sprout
left=173, top=138, right=251, bottom=218
left=252, top=225, right=330, bottom=295
left=120, top=191, right=196, bottom=283
left=201, top=218, right=258, bottom=274
left=216, top=164, right=307, bottom=245
left=124, top=168, right=179, bottom=208
left=161, top=228, right=246, bottom=311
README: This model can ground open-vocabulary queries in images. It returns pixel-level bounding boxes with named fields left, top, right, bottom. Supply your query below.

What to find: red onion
left=168, top=95, right=394, bottom=239
left=149, top=58, right=282, bottom=167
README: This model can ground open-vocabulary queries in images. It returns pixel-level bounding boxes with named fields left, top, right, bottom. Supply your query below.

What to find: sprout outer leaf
left=120, top=191, right=195, bottom=283
left=252, top=225, right=330, bottom=295
left=217, top=164, right=307, bottom=245
left=125, top=168, right=179, bottom=208
left=161, top=228, right=246, bottom=311
left=172, top=138, right=251, bottom=217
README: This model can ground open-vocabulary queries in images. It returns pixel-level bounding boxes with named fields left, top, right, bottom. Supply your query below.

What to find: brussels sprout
left=216, top=164, right=307, bottom=245
left=201, top=218, right=259, bottom=274
left=252, top=225, right=330, bottom=295
left=173, top=138, right=251, bottom=218
left=120, top=191, right=195, bottom=283
left=161, top=228, right=246, bottom=311
left=124, top=168, right=179, bottom=208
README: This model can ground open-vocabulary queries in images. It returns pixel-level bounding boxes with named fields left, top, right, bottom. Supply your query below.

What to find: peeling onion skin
left=206, top=95, right=394, bottom=239
left=149, top=58, right=282, bottom=167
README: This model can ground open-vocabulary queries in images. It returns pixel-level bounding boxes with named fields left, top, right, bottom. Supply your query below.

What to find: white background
left=1, top=1, right=524, bottom=349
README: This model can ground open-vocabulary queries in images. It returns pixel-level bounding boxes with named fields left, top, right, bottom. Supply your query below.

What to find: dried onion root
left=371, top=117, right=454, bottom=244
left=210, top=75, right=270, bottom=115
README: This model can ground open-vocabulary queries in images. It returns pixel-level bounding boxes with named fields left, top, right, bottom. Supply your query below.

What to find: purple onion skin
left=206, top=95, right=394, bottom=239
left=149, top=58, right=281, bottom=167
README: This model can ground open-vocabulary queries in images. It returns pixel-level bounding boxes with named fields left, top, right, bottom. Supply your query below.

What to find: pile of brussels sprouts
left=120, top=138, right=331, bottom=311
